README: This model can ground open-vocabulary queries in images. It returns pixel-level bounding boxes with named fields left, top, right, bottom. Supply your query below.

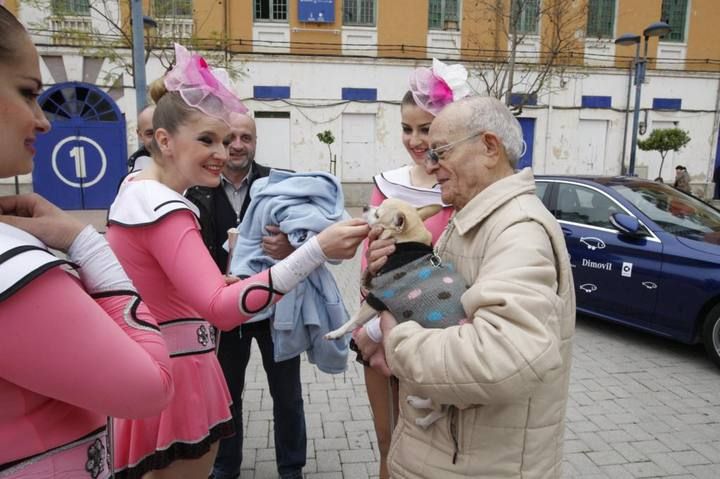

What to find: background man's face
left=227, top=114, right=257, bottom=173
left=137, top=106, right=155, bottom=150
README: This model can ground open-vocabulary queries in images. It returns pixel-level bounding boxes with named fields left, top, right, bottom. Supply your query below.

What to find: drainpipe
left=620, top=59, right=633, bottom=175
left=543, top=81, right=554, bottom=175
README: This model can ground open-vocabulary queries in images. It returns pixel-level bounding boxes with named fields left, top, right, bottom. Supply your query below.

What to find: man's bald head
left=137, top=105, right=156, bottom=150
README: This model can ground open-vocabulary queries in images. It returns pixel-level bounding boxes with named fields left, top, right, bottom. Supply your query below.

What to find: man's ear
left=482, top=132, right=501, bottom=156
left=154, top=128, right=171, bottom=154
left=417, top=204, right=442, bottom=221
left=481, top=132, right=502, bottom=167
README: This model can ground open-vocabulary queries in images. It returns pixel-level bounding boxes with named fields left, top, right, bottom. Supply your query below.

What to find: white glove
left=67, top=225, right=135, bottom=294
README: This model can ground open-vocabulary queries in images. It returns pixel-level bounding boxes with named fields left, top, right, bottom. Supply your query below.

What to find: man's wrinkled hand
left=262, top=225, right=295, bottom=260
left=365, top=225, right=395, bottom=277
left=368, top=344, right=392, bottom=377
left=352, top=325, right=381, bottom=360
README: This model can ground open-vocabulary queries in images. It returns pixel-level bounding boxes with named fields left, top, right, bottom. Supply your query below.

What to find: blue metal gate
left=517, top=117, right=535, bottom=170
left=33, top=82, right=127, bottom=209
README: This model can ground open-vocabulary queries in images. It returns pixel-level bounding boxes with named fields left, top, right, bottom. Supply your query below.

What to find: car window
left=612, top=182, right=720, bottom=243
left=555, top=183, right=617, bottom=228
left=535, top=181, right=549, bottom=206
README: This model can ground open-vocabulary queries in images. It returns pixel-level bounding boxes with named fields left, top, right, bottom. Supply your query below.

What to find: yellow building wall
left=193, top=0, right=227, bottom=49
left=289, top=1, right=342, bottom=55
left=461, top=0, right=507, bottom=61
left=226, top=0, right=254, bottom=53
left=539, top=0, right=587, bottom=66
left=686, top=0, right=720, bottom=72
left=460, top=0, right=586, bottom=65
left=5, top=0, right=19, bottom=16
left=377, top=0, right=428, bottom=58
left=614, top=0, right=662, bottom=69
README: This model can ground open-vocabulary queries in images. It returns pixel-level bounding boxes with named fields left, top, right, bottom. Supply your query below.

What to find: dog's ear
left=417, top=204, right=443, bottom=221
left=393, top=212, right=406, bottom=230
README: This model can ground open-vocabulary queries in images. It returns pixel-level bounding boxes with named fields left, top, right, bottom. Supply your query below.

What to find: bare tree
left=465, top=0, right=588, bottom=112
left=25, top=0, right=243, bottom=86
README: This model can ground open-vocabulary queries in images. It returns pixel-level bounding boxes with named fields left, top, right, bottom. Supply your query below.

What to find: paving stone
left=322, top=421, right=346, bottom=438
left=623, top=460, right=667, bottom=478
left=565, top=453, right=602, bottom=474
left=599, top=465, right=634, bottom=479
left=315, top=450, right=341, bottom=472
left=341, top=462, right=370, bottom=479
left=667, top=450, right=712, bottom=466
left=339, top=449, right=376, bottom=463
left=611, top=442, right=647, bottom=463
left=305, top=473, right=343, bottom=479
left=645, top=452, right=687, bottom=475
left=587, top=450, right=626, bottom=466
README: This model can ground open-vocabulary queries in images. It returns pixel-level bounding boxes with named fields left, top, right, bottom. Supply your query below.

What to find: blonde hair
left=0, top=6, right=28, bottom=65
left=147, top=77, right=199, bottom=156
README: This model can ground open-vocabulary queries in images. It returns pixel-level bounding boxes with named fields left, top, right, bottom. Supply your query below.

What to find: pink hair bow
left=409, top=58, right=471, bottom=116
left=164, top=43, right=247, bottom=123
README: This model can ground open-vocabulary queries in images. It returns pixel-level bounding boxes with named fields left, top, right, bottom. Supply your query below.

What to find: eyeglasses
left=425, top=131, right=484, bottom=167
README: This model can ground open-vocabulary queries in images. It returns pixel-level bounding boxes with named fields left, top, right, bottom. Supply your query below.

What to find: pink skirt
left=112, top=320, right=234, bottom=479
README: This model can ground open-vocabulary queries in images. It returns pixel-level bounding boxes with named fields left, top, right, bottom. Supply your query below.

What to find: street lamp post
left=615, top=21, right=671, bottom=177
left=130, top=1, right=157, bottom=115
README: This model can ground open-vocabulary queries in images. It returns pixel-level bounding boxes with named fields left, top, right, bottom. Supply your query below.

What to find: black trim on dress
left=0, top=260, right=68, bottom=303
left=112, top=419, right=234, bottom=479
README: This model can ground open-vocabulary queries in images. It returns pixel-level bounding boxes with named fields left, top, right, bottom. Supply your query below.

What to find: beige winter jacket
left=384, top=168, right=575, bottom=478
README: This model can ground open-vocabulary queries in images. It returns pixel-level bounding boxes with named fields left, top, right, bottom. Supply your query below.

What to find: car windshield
left=611, top=182, right=720, bottom=244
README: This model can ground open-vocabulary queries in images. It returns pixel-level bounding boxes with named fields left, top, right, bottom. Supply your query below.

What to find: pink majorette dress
left=0, top=223, right=173, bottom=478
left=107, top=175, right=284, bottom=479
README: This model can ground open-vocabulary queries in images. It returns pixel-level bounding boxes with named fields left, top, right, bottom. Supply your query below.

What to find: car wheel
left=703, top=304, right=720, bottom=368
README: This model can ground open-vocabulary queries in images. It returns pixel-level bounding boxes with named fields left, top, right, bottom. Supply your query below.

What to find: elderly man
left=359, top=96, right=575, bottom=478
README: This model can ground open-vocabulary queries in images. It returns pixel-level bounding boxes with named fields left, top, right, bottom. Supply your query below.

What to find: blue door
left=517, top=117, right=535, bottom=169
left=33, top=82, right=127, bottom=209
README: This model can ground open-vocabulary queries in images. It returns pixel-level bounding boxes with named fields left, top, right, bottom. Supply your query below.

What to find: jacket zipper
left=449, top=406, right=459, bottom=464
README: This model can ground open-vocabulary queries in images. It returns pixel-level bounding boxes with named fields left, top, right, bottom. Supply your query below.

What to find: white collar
left=108, top=174, right=200, bottom=227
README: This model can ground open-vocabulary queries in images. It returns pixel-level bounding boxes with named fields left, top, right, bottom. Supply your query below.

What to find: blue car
left=535, top=176, right=720, bottom=367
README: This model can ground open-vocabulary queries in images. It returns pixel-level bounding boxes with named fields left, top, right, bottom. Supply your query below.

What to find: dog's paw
left=324, top=330, right=344, bottom=340
left=415, top=410, right=446, bottom=429
left=406, top=395, right=433, bottom=409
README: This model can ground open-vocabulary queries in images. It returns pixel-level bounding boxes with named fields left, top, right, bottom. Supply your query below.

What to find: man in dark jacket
left=186, top=113, right=306, bottom=479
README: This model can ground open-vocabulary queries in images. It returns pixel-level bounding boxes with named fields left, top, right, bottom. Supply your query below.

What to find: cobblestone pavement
left=71, top=209, right=720, bottom=478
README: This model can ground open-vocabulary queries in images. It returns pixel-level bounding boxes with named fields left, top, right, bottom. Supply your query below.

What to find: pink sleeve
left=426, top=206, right=453, bottom=244
left=144, top=211, right=282, bottom=330
left=0, top=268, right=173, bottom=418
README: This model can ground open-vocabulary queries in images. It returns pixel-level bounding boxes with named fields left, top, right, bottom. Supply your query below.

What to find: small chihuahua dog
left=325, top=198, right=469, bottom=428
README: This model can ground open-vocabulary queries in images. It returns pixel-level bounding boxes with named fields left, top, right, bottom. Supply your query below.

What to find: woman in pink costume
left=106, top=44, right=369, bottom=479
left=0, top=7, right=174, bottom=478
left=351, top=59, right=470, bottom=479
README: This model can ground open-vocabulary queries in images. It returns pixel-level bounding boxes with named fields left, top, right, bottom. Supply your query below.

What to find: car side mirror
left=610, top=213, right=642, bottom=237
